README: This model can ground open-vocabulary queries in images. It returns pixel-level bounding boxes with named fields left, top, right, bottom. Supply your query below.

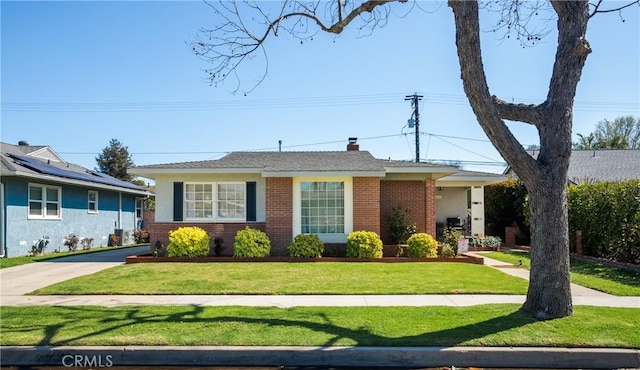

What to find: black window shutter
left=246, top=181, right=256, bottom=222
left=173, top=182, right=183, bottom=221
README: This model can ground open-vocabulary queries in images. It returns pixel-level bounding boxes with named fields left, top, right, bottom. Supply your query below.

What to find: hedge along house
left=131, top=139, right=505, bottom=256
left=0, top=142, right=153, bottom=257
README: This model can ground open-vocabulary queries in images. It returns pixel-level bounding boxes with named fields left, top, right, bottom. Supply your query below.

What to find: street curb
left=2, top=346, right=639, bottom=368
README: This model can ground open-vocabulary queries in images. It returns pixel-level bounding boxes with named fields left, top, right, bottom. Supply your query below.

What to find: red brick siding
left=143, top=210, right=154, bottom=229
left=425, top=179, right=436, bottom=236
left=265, top=177, right=293, bottom=256
left=380, top=180, right=437, bottom=244
left=352, top=177, right=380, bottom=234
left=147, top=222, right=266, bottom=256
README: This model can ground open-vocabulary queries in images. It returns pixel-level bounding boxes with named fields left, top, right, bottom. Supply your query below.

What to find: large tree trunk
left=524, top=169, right=573, bottom=319
left=520, top=113, right=573, bottom=318
left=449, top=0, right=591, bottom=319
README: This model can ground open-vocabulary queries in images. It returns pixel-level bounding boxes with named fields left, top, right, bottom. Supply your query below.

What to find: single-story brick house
left=130, top=140, right=505, bottom=255
left=1, top=141, right=152, bottom=257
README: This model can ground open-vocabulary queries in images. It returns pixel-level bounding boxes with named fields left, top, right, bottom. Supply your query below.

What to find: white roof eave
left=262, top=170, right=386, bottom=178
left=383, top=166, right=458, bottom=174
left=437, top=174, right=507, bottom=185
left=129, top=167, right=265, bottom=178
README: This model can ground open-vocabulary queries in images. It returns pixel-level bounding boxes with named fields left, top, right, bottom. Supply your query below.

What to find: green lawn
left=486, top=252, right=640, bottom=296
left=31, top=262, right=529, bottom=295
left=1, top=305, right=638, bottom=348
left=0, top=245, right=148, bottom=269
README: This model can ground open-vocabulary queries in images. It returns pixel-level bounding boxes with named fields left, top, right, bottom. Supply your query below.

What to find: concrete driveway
left=0, top=245, right=150, bottom=298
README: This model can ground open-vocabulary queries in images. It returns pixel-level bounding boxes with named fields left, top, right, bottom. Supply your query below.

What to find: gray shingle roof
left=506, top=149, right=640, bottom=183
left=132, top=151, right=453, bottom=174
left=567, top=150, right=640, bottom=183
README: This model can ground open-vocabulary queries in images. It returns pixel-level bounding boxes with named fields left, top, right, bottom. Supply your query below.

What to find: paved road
left=1, top=247, right=638, bottom=308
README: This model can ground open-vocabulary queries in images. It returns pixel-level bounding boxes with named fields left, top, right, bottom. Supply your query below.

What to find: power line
left=3, top=92, right=637, bottom=112
left=58, top=131, right=537, bottom=162
left=423, top=132, right=491, bottom=143
left=429, top=135, right=504, bottom=163
left=57, top=128, right=546, bottom=171
left=426, top=159, right=507, bottom=166
left=58, top=133, right=410, bottom=156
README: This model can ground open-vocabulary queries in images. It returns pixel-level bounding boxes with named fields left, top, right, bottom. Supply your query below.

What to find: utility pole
left=405, top=93, right=423, bottom=162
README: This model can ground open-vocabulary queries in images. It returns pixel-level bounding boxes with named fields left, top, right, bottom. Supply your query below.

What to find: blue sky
left=2, top=1, right=638, bottom=176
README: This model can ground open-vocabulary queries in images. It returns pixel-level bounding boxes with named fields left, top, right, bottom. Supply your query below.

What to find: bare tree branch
left=191, top=0, right=406, bottom=93
left=481, top=0, right=553, bottom=47
left=589, top=0, right=639, bottom=18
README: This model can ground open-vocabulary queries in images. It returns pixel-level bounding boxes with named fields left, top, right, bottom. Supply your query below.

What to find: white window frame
left=135, top=198, right=144, bottom=229
left=28, top=183, right=62, bottom=220
left=184, top=182, right=246, bottom=222
left=88, top=190, right=98, bottom=213
left=293, top=177, right=353, bottom=243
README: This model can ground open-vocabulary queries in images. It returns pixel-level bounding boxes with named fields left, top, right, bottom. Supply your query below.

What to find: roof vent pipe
left=18, top=140, right=29, bottom=146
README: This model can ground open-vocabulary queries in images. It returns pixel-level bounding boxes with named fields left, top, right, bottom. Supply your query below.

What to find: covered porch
left=435, top=170, right=506, bottom=238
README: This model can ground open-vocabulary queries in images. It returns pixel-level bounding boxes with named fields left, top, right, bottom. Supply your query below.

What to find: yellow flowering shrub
left=167, top=227, right=210, bottom=257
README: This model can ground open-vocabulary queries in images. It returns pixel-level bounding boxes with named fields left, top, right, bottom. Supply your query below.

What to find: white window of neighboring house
left=184, top=182, right=245, bottom=221
left=88, top=190, right=98, bottom=213
left=28, top=183, right=61, bottom=219
left=135, top=198, right=144, bottom=228
left=300, top=181, right=345, bottom=234
left=135, top=198, right=144, bottom=218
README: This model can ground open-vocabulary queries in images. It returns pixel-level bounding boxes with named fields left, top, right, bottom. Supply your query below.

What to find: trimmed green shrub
left=440, top=245, right=456, bottom=258
left=167, top=227, right=210, bottom=257
left=288, top=234, right=324, bottom=258
left=233, top=227, right=271, bottom=257
left=485, top=178, right=530, bottom=243
left=346, top=231, right=383, bottom=258
left=387, top=206, right=417, bottom=244
left=443, top=227, right=462, bottom=255
left=406, top=233, right=438, bottom=258
left=568, top=180, right=640, bottom=263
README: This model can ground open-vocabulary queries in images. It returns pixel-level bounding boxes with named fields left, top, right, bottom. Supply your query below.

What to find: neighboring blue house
left=0, top=142, right=152, bottom=257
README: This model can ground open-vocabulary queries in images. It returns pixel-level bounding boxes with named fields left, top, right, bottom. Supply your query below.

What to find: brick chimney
left=347, top=137, right=359, bottom=151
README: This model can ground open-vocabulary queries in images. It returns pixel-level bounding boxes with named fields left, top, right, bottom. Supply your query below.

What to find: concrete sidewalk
left=465, top=251, right=616, bottom=297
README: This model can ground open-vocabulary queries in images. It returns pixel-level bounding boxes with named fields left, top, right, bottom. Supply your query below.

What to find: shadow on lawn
left=570, top=258, right=640, bottom=287
left=205, top=311, right=535, bottom=346
left=18, top=305, right=538, bottom=347
left=497, top=251, right=640, bottom=289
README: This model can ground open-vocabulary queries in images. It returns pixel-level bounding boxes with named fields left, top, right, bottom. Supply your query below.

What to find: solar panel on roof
left=8, top=153, right=144, bottom=191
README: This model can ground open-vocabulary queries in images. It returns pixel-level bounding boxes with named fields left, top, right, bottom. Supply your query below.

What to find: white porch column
left=470, top=185, right=485, bottom=237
